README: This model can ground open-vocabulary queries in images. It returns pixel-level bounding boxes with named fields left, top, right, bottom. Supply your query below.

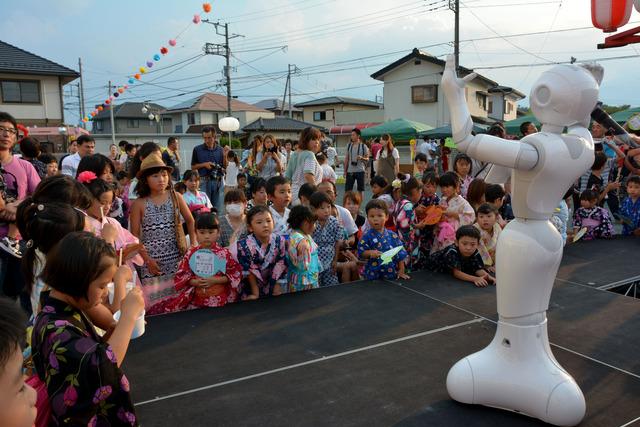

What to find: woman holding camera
left=255, top=134, right=286, bottom=179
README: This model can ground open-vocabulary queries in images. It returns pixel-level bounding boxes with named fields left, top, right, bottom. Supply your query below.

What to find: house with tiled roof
left=242, top=116, right=327, bottom=142
left=0, top=40, right=79, bottom=127
left=253, top=99, right=303, bottom=121
left=294, top=96, right=383, bottom=130
left=161, top=92, right=274, bottom=133
left=91, top=102, right=167, bottom=134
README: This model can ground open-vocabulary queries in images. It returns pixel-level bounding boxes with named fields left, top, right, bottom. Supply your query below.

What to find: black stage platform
left=126, top=238, right=640, bottom=426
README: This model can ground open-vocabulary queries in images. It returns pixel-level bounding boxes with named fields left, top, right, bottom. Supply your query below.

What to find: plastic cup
left=113, top=309, right=146, bottom=339
left=107, top=282, right=136, bottom=305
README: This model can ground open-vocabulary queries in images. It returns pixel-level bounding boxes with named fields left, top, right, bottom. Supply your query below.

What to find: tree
left=602, top=104, right=630, bottom=115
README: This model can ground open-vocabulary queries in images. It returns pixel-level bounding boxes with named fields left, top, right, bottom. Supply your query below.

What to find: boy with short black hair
left=620, top=176, right=640, bottom=236
left=587, top=151, right=620, bottom=206
left=237, top=172, right=250, bottom=201
left=485, top=184, right=507, bottom=227
left=267, top=176, right=292, bottom=238
left=428, top=225, right=495, bottom=287
left=298, top=183, right=317, bottom=207
left=357, top=199, right=409, bottom=280
left=0, top=297, right=37, bottom=427
left=38, top=153, right=59, bottom=178
left=414, top=152, right=431, bottom=181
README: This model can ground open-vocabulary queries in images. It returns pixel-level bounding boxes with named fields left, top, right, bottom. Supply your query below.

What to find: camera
left=350, top=161, right=358, bottom=166
left=267, top=146, right=278, bottom=153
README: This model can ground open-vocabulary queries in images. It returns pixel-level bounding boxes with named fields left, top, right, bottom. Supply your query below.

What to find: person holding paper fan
left=357, top=199, right=409, bottom=280
left=166, top=213, right=242, bottom=312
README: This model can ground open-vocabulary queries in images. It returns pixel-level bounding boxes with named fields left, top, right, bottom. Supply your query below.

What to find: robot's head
left=530, top=64, right=600, bottom=128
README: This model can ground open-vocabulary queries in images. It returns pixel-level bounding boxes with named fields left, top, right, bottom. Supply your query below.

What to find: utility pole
left=78, top=57, right=86, bottom=128
left=449, top=0, right=460, bottom=69
left=203, top=21, right=243, bottom=118
left=281, top=64, right=299, bottom=118
left=108, top=81, right=116, bottom=146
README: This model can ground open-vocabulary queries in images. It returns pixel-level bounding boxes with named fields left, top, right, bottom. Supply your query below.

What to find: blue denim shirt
left=191, top=143, right=224, bottom=178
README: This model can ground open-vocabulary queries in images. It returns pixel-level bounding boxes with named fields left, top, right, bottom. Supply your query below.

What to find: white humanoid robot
left=441, top=55, right=602, bottom=426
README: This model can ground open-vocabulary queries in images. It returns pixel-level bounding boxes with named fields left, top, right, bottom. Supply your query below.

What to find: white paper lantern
left=218, top=116, right=240, bottom=132
left=148, top=113, right=155, bottom=121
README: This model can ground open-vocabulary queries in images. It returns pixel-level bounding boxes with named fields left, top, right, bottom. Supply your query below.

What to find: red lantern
left=592, top=0, right=633, bottom=32
left=160, top=47, right=168, bottom=55
left=98, top=106, right=103, bottom=112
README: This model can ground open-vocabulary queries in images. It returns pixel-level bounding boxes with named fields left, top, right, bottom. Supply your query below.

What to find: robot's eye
left=535, top=85, right=551, bottom=106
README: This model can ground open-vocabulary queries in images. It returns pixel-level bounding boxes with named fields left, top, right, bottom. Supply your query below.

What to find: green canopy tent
left=360, top=118, right=433, bottom=141
left=503, top=115, right=541, bottom=136
left=610, top=107, right=640, bottom=125
left=417, top=123, right=488, bottom=139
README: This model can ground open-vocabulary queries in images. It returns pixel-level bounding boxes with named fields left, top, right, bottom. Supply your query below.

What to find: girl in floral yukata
left=288, top=204, right=321, bottom=291
left=236, top=205, right=287, bottom=299
left=453, top=153, right=473, bottom=199
left=413, top=172, right=440, bottom=270
left=31, top=232, right=145, bottom=426
left=391, top=174, right=422, bottom=271
left=358, top=199, right=409, bottom=280
left=166, top=213, right=242, bottom=312
left=572, top=189, right=614, bottom=240
left=432, top=172, right=475, bottom=253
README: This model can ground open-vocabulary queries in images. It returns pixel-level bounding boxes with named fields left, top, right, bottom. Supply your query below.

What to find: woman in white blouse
left=375, top=133, right=400, bottom=183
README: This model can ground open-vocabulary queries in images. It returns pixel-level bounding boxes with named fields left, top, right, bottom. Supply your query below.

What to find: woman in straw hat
left=129, top=153, right=196, bottom=314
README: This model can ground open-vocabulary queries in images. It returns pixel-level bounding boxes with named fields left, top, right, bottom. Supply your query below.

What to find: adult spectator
left=108, top=143, right=119, bottom=162
left=191, top=127, right=228, bottom=210
left=418, top=136, right=437, bottom=161
left=0, top=112, right=40, bottom=304
left=343, top=128, right=369, bottom=198
left=255, top=134, right=285, bottom=179
left=19, top=136, right=47, bottom=179
left=60, top=134, right=95, bottom=177
left=285, top=127, right=324, bottom=205
left=519, top=121, right=538, bottom=138
left=163, top=136, right=181, bottom=181
left=246, top=135, right=263, bottom=172
left=369, top=137, right=382, bottom=180
left=122, top=143, right=137, bottom=176
left=375, top=133, right=400, bottom=185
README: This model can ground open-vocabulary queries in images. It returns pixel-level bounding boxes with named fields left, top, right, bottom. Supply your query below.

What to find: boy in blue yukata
left=620, top=176, right=640, bottom=236
left=357, top=199, right=410, bottom=280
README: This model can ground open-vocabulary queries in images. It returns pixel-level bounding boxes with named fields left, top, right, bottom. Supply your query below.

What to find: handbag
left=170, top=189, right=188, bottom=256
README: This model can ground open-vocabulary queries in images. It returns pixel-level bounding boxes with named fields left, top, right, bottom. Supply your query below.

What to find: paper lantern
left=169, top=39, right=177, bottom=47
left=139, top=67, right=147, bottom=74
left=105, top=99, right=111, bottom=105
left=146, top=61, right=154, bottom=68
left=160, top=47, right=168, bottom=54
left=98, top=106, right=104, bottom=112
left=203, top=3, right=212, bottom=13
left=592, top=0, right=633, bottom=32
left=124, top=85, right=129, bottom=90
left=113, top=92, right=119, bottom=98
left=218, top=116, right=240, bottom=132
left=91, top=112, right=96, bottom=117
left=118, top=87, right=124, bottom=94
left=193, top=14, right=201, bottom=24
left=134, top=73, right=141, bottom=80
left=109, top=96, right=114, bottom=101
left=128, top=78, right=135, bottom=84
left=153, top=54, right=161, bottom=61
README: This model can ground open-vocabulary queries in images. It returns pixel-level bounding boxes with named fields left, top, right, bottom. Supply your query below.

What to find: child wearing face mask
left=219, top=189, right=249, bottom=248
left=166, top=213, right=242, bottom=311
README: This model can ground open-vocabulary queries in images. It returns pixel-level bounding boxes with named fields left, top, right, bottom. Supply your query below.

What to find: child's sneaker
left=0, top=236, right=22, bottom=258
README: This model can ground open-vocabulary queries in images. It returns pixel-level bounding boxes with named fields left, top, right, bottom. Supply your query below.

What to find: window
left=488, top=100, right=493, bottom=114
left=95, top=120, right=104, bottom=131
left=505, top=101, right=513, bottom=114
left=187, top=112, right=196, bottom=125
left=411, top=85, right=438, bottom=103
left=126, top=119, right=139, bottom=128
left=313, top=111, right=327, bottom=121
left=476, top=92, right=487, bottom=110
left=1, top=80, right=40, bottom=103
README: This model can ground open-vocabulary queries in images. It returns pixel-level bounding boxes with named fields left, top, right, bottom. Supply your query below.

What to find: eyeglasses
left=0, top=126, right=18, bottom=136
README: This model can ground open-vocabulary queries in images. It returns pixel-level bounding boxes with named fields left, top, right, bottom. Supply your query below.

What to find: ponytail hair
left=18, top=201, right=86, bottom=293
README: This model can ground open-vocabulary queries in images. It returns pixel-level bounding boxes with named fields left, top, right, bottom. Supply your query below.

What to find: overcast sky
left=2, top=0, right=639, bottom=124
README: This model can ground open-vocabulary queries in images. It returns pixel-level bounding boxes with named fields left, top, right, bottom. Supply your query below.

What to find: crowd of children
left=3, top=107, right=640, bottom=426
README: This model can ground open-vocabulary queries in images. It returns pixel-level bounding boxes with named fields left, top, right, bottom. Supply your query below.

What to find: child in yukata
left=473, top=203, right=502, bottom=272
left=168, top=213, right=242, bottom=311
left=310, top=191, right=344, bottom=287
left=413, top=172, right=440, bottom=269
left=287, top=205, right=321, bottom=292
left=236, top=205, right=287, bottom=299
left=357, top=199, right=409, bottom=280
left=432, top=171, right=475, bottom=253
left=573, top=189, right=614, bottom=240
left=428, top=225, right=495, bottom=288
left=391, top=175, right=423, bottom=271
left=267, top=176, right=292, bottom=239
left=620, top=176, right=640, bottom=236
left=485, top=184, right=508, bottom=228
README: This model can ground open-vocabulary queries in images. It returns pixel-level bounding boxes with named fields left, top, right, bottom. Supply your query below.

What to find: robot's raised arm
left=441, top=55, right=538, bottom=171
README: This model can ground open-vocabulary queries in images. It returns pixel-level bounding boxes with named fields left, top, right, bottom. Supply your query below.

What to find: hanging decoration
left=82, top=3, right=212, bottom=124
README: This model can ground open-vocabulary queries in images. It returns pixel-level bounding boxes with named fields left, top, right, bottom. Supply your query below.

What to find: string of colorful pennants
left=83, top=2, right=213, bottom=124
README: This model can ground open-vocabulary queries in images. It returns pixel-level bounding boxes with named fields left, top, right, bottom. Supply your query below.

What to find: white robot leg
left=446, top=219, right=586, bottom=426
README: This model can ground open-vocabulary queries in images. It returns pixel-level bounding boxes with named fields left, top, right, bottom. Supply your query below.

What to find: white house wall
left=0, top=73, right=63, bottom=124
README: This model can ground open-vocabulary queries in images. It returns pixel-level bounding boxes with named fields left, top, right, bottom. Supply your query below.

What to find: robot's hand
left=442, top=55, right=477, bottom=109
